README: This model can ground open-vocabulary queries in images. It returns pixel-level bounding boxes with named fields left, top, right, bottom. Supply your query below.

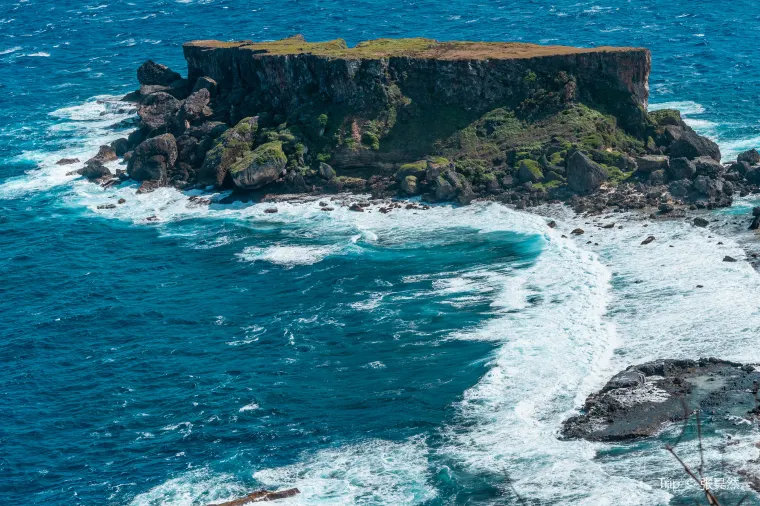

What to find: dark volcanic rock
left=634, top=155, right=669, bottom=172
left=666, top=157, right=696, bottom=180
left=110, top=138, right=129, bottom=157
left=137, top=92, right=181, bottom=132
left=738, top=148, right=760, bottom=165
left=567, top=151, right=608, bottom=194
left=56, top=158, right=80, bottom=165
left=562, top=358, right=760, bottom=441
left=192, top=76, right=217, bottom=96
left=137, top=60, right=182, bottom=86
left=667, top=126, right=721, bottom=161
left=78, top=160, right=112, bottom=180
left=127, top=133, right=178, bottom=182
left=198, top=116, right=258, bottom=187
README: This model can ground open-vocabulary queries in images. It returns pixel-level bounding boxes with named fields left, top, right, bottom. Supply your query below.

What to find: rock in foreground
left=562, top=358, right=759, bottom=442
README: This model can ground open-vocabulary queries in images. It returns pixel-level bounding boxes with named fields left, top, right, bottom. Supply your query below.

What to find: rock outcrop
left=562, top=358, right=760, bottom=442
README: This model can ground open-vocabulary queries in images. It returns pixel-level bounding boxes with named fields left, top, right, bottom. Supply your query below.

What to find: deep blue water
left=3, top=1, right=760, bottom=505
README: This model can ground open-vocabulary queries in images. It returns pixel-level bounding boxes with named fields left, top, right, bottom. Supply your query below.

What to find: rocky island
left=68, top=35, right=760, bottom=217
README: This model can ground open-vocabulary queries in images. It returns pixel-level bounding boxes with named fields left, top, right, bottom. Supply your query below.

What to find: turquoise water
left=3, top=1, right=760, bottom=505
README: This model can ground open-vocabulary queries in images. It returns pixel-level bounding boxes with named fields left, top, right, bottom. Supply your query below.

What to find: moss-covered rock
left=517, top=159, right=544, bottom=183
left=229, top=141, right=287, bottom=189
left=198, top=117, right=258, bottom=186
left=401, top=175, right=419, bottom=195
left=396, top=160, right=427, bottom=181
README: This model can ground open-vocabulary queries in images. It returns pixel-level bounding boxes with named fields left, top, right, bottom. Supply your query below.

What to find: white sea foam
left=237, top=245, right=339, bottom=266
left=128, top=469, right=247, bottom=506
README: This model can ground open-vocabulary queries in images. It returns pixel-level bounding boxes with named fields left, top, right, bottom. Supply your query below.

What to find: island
left=74, top=35, right=760, bottom=217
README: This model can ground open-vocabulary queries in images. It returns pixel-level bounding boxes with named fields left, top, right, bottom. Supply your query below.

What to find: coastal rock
left=668, top=179, right=692, bottom=197
left=517, top=159, right=543, bottom=183
left=562, top=358, right=760, bottom=441
left=176, top=88, right=212, bottom=131
left=88, top=145, right=118, bottom=164
left=400, top=175, right=419, bottom=195
left=198, top=116, right=258, bottom=186
left=78, top=160, right=112, bottom=180
left=693, top=175, right=723, bottom=197
left=56, top=157, right=80, bottom=165
left=138, top=92, right=181, bottom=132
left=738, top=148, right=760, bottom=165
left=693, top=217, right=709, bottom=227
left=110, top=138, right=129, bottom=157
left=229, top=141, right=287, bottom=189
left=137, top=60, right=182, bottom=86
left=192, top=76, right=218, bottom=96
left=648, top=169, right=667, bottom=185
left=430, top=168, right=474, bottom=204
left=667, top=125, right=721, bottom=161
left=127, top=133, right=178, bottom=182
left=634, top=155, right=669, bottom=172
left=318, top=162, right=336, bottom=180
left=666, top=157, right=696, bottom=180
left=566, top=151, right=608, bottom=194
left=693, top=156, right=723, bottom=178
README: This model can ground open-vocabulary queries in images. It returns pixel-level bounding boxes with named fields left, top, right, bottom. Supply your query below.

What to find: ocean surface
left=3, top=1, right=760, bottom=505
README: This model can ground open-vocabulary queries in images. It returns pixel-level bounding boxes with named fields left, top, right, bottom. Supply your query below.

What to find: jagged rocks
left=137, top=60, right=182, bottom=86
left=138, top=92, right=181, bottom=132
left=667, top=125, right=721, bottom=161
left=517, top=159, right=543, bottom=183
left=110, top=138, right=129, bottom=157
left=176, top=88, right=212, bottom=131
left=56, top=158, right=80, bottom=165
left=427, top=168, right=474, bottom=204
left=561, top=358, right=760, bottom=442
left=668, top=179, right=692, bottom=197
left=229, top=141, right=287, bottom=189
left=127, top=133, right=178, bottom=182
left=666, top=157, right=696, bottom=180
left=738, top=148, right=760, bottom=165
left=566, top=151, right=608, bottom=194
left=648, top=169, right=667, bottom=185
left=78, top=160, right=112, bottom=180
left=693, top=156, right=723, bottom=177
left=693, top=175, right=723, bottom=197
left=87, top=145, right=118, bottom=165
left=198, top=116, right=258, bottom=186
left=192, top=76, right=218, bottom=96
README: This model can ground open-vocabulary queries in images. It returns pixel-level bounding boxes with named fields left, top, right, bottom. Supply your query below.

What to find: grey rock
left=137, top=60, right=182, bottom=86
left=693, top=175, right=723, bottom=197
left=648, top=169, right=667, bottom=185
left=318, top=162, right=336, bottom=180
left=693, top=217, right=709, bottom=227
left=634, top=155, right=669, bottom=172
left=400, top=175, right=419, bottom=195
left=567, top=151, right=608, bottom=194
left=78, top=160, right=112, bottom=180
left=127, top=133, right=178, bottom=182
left=738, top=148, right=760, bottom=165
left=110, top=138, right=129, bottom=157
left=668, top=179, right=692, bottom=197
left=667, top=157, right=696, bottom=180
left=192, top=76, right=218, bottom=96
left=229, top=141, right=287, bottom=190
left=137, top=92, right=181, bottom=132
left=693, top=156, right=723, bottom=178
left=667, top=126, right=721, bottom=161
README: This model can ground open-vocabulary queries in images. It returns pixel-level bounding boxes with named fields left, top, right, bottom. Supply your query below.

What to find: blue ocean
left=3, top=1, right=760, bottom=505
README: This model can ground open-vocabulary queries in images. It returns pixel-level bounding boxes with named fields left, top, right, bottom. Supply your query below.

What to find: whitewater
left=2, top=93, right=759, bottom=505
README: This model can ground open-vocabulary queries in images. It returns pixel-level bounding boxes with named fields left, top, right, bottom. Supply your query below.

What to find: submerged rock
left=562, top=358, right=760, bottom=441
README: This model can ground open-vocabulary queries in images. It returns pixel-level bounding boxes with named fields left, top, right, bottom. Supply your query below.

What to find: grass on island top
left=185, top=35, right=644, bottom=60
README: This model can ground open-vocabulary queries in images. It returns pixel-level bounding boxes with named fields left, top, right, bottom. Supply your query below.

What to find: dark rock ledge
left=562, top=358, right=760, bottom=442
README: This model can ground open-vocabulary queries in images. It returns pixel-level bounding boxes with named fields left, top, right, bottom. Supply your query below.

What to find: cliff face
left=183, top=37, right=650, bottom=137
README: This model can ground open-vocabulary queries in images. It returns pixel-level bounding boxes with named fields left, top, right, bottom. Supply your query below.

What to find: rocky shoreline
left=562, top=358, right=760, bottom=442
left=62, top=36, right=760, bottom=241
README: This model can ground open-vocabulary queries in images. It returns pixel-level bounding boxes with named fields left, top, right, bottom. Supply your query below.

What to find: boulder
left=648, top=169, right=667, bottom=185
left=666, top=157, right=696, bottom=180
left=78, top=160, right=112, bottom=180
left=693, top=156, right=723, bottom=178
left=229, top=141, right=287, bottom=189
left=668, top=179, right=692, bottom=197
left=693, top=175, right=723, bottom=197
left=138, top=92, right=181, bottom=132
left=192, top=76, right=218, bottom=96
left=137, top=60, right=182, bottom=86
left=746, top=167, right=760, bottom=184
left=127, top=133, right=178, bottom=182
left=198, top=117, right=258, bottom=186
left=87, top=145, right=117, bottom=164
left=56, top=158, right=80, bottom=165
left=634, top=155, right=669, bottom=172
left=667, top=126, right=721, bottom=161
left=428, top=168, right=474, bottom=204
left=693, top=217, right=709, bottom=227
left=738, top=148, right=760, bottom=165
left=318, top=162, right=336, bottom=180
left=729, top=160, right=750, bottom=176
left=517, top=159, right=543, bottom=183
left=566, top=151, right=608, bottom=194
left=110, top=138, right=129, bottom=157
left=400, top=175, right=418, bottom=195
left=176, top=88, right=212, bottom=131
